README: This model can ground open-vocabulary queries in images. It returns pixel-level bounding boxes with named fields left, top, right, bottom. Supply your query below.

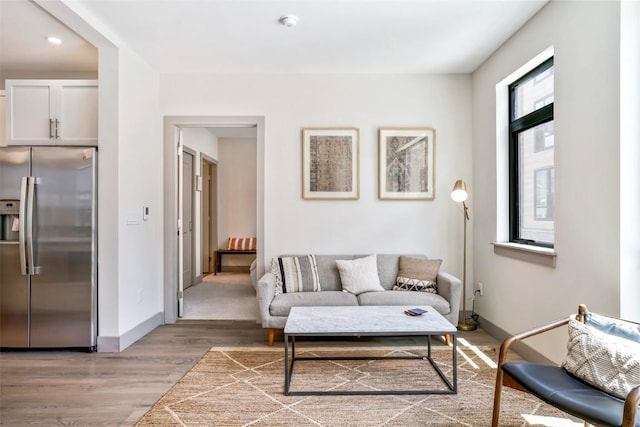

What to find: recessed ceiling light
left=279, top=15, right=299, bottom=28
left=47, top=36, right=62, bottom=45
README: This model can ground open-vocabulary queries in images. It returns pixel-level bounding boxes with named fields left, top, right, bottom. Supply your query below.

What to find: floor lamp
left=451, top=180, right=477, bottom=331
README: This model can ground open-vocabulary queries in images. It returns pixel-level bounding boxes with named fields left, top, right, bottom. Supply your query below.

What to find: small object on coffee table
left=405, top=307, right=427, bottom=316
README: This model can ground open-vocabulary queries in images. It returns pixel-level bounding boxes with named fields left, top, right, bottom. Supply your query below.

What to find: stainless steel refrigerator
left=0, top=146, right=97, bottom=351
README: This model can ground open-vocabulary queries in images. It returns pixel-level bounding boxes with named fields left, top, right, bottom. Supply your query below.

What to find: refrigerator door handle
left=25, top=177, right=37, bottom=275
left=19, top=177, right=28, bottom=275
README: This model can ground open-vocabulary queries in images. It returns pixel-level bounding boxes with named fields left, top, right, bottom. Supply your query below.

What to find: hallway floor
left=182, top=272, right=257, bottom=321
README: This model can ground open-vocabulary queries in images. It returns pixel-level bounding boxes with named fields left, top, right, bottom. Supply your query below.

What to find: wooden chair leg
left=267, top=328, right=275, bottom=346
left=491, top=368, right=504, bottom=426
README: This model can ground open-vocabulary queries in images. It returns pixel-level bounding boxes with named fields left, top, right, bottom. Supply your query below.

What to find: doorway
left=163, top=116, right=265, bottom=324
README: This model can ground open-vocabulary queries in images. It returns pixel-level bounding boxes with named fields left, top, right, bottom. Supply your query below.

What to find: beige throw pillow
left=336, top=254, right=384, bottom=295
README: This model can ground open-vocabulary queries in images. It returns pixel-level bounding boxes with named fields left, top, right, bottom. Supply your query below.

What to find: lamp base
left=457, top=320, right=477, bottom=331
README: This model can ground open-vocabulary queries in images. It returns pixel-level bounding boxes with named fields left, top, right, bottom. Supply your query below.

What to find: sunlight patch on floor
left=458, top=337, right=498, bottom=368
left=521, top=414, right=584, bottom=426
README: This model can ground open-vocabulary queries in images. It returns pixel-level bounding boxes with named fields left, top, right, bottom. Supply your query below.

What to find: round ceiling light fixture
left=47, top=36, right=62, bottom=45
left=279, top=15, right=299, bottom=28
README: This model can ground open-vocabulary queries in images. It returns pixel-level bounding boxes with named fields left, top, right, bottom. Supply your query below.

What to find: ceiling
left=0, top=0, right=548, bottom=76
left=0, top=0, right=98, bottom=74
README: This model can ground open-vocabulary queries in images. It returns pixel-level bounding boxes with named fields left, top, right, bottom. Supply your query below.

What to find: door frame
left=163, top=116, right=265, bottom=324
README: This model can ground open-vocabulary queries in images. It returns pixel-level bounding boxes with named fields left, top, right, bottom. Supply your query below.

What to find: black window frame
left=508, top=57, right=554, bottom=248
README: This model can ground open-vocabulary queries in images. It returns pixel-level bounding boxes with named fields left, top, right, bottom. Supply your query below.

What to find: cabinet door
left=0, top=91, right=5, bottom=146
left=57, top=82, right=98, bottom=145
left=6, top=81, right=55, bottom=145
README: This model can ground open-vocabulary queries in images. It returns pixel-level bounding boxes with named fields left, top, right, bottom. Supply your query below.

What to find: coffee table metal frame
left=283, top=306, right=457, bottom=396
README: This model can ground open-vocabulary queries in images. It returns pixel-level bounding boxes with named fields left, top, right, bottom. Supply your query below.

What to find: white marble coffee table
left=283, top=305, right=457, bottom=396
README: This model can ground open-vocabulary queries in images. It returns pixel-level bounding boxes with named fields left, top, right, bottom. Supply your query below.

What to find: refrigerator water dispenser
left=0, top=200, right=20, bottom=241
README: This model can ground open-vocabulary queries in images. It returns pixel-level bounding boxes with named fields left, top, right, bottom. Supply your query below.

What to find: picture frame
left=302, top=128, right=359, bottom=200
left=378, top=128, right=436, bottom=200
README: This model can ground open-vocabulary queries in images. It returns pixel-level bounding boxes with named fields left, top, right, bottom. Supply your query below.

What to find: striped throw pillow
left=227, top=237, right=256, bottom=250
left=277, top=255, right=321, bottom=293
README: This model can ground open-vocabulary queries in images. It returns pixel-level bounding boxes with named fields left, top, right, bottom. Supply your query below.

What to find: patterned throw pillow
left=394, top=256, right=442, bottom=293
left=393, top=276, right=437, bottom=293
left=274, top=255, right=321, bottom=294
left=562, top=319, right=640, bottom=399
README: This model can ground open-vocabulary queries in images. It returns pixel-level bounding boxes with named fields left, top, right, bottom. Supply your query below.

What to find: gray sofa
left=256, top=254, right=462, bottom=345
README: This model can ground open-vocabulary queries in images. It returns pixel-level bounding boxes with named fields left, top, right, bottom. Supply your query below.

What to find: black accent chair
left=492, top=304, right=640, bottom=427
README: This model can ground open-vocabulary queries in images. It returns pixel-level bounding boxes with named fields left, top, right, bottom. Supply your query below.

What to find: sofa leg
left=444, top=334, right=452, bottom=346
left=267, top=328, right=276, bottom=346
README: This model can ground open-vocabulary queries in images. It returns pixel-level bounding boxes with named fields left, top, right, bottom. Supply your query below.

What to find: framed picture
left=302, top=128, right=359, bottom=200
left=378, top=128, right=436, bottom=200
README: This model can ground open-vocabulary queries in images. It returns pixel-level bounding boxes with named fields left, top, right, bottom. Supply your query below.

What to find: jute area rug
left=135, top=346, right=575, bottom=427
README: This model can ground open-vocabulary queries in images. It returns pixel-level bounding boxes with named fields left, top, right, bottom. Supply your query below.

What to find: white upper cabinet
left=5, top=80, right=98, bottom=146
left=0, top=91, right=5, bottom=147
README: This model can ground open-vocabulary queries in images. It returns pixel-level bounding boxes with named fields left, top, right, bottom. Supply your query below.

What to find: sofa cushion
left=562, top=319, right=640, bottom=400
left=336, top=254, right=384, bottom=295
left=357, top=290, right=450, bottom=315
left=269, top=291, right=358, bottom=317
left=315, top=255, right=356, bottom=291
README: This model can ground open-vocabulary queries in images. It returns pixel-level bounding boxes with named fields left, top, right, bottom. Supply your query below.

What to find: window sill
left=491, top=242, right=557, bottom=267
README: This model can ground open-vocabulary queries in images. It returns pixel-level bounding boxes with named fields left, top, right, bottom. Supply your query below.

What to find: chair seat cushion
left=502, top=362, right=639, bottom=427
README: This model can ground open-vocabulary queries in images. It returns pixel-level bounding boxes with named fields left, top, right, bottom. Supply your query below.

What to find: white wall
left=160, top=74, right=473, bottom=282
left=218, top=137, right=257, bottom=268
left=116, top=45, right=162, bottom=341
left=181, top=127, right=218, bottom=277
left=472, top=1, right=622, bottom=362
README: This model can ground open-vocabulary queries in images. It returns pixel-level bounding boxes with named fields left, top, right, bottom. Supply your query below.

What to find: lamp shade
left=451, top=180, right=468, bottom=202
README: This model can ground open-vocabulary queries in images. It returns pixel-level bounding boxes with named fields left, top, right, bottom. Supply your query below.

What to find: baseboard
left=97, top=312, right=163, bottom=353
left=476, top=315, right=555, bottom=364
left=195, top=274, right=203, bottom=285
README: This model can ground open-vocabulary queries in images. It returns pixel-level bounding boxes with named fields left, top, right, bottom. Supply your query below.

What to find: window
left=509, top=57, right=554, bottom=247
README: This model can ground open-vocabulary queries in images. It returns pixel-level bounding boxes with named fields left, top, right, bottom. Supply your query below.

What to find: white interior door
left=182, top=151, right=194, bottom=290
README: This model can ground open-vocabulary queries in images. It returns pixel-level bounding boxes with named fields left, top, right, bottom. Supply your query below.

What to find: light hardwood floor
left=0, top=320, right=501, bottom=426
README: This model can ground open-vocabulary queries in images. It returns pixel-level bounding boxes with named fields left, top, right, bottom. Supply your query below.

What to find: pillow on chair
left=585, top=311, right=640, bottom=343
left=562, top=319, right=640, bottom=399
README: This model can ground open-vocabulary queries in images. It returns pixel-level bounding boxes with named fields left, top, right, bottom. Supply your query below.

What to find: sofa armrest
left=256, top=272, right=277, bottom=327
left=436, top=271, right=462, bottom=325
